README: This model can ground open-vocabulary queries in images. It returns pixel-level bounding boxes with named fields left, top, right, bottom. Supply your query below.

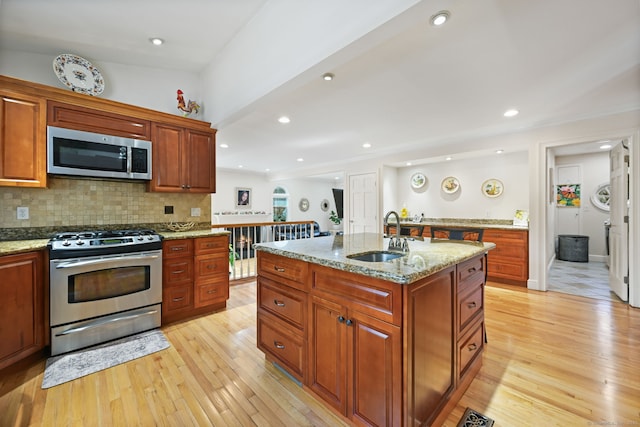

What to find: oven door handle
left=55, top=254, right=160, bottom=269
left=54, top=309, right=159, bottom=337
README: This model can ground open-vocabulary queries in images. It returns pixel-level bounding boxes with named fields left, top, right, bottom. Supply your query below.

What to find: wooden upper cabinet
left=47, top=101, right=151, bottom=139
left=0, top=90, right=47, bottom=187
left=148, top=122, right=216, bottom=193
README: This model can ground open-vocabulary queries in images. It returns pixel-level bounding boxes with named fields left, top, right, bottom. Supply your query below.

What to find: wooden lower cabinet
left=484, top=229, right=528, bottom=286
left=0, top=251, right=44, bottom=370
left=162, top=235, right=229, bottom=324
left=256, top=251, right=485, bottom=426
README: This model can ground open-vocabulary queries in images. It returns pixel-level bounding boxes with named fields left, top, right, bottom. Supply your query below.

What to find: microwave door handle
left=127, top=147, right=132, bottom=174
left=55, top=255, right=160, bottom=269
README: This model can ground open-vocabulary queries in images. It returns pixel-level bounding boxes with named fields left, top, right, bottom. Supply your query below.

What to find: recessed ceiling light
left=238, top=165, right=243, bottom=168
left=219, top=143, right=229, bottom=148
left=430, top=11, right=450, bottom=26
left=504, top=109, right=519, bottom=117
left=149, top=38, right=164, bottom=46
left=496, top=149, right=504, bottom=154
left=265, top=168, right=271, bottom=172
left=406, top=162, right=412, bottom=166
left=445, top=156, right=452, bottom=161
left=297, top=158, right=304, bottom=162
left=278, top=116, right=290, bottom=124
left=323, top=73, right=334, bottom=81
left=600, top=144, right=612, bottom=150
left=362, top=142, right=371, bottom=148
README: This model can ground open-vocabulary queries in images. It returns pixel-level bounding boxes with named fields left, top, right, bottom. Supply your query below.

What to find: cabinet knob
left=345, top=319, right=353, bottom=326
left=338, top=316, right=345, bottom=323
left=273, top=341, right=285, bottom=350
left=273, top=299, right=285, bottom=307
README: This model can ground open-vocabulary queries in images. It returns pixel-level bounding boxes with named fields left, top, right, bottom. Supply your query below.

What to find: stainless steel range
left=48, top=229, right=163, bottom=356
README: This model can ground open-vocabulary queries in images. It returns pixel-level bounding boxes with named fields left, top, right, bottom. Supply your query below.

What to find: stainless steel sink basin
left=347, top=251, right=405, bottom=262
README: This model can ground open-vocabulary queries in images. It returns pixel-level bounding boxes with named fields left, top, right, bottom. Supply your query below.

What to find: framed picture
left=235, top=187, right=252, bottom=208
left=556, top=184, right=581, bottom=207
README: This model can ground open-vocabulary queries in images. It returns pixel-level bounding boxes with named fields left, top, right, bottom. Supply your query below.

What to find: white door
left=609, top=142, right=629, bottom=301
left=348, top=172, right=378, bottom=234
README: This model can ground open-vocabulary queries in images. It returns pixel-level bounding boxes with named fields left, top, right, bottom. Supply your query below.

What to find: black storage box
left=557, top=235, right=589, bottom=262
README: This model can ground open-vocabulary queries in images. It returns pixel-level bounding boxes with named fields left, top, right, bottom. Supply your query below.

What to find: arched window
left=272, top=186, right=289, bottom=222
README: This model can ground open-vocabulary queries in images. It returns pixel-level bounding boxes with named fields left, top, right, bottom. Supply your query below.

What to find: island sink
left=347, top=250, right=405, bottom=262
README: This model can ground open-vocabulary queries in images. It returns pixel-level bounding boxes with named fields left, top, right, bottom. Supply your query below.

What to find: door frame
left=528, top=128, right=639, bottom=308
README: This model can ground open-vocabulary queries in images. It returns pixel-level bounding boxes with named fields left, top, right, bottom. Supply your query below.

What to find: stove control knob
left=62, top=240, right=71, bottom=247
left=137, top=236, right=144, bottom=241
left=76, top=239, right=85, bottom=245
left=147, top=236, right=154, bottom=241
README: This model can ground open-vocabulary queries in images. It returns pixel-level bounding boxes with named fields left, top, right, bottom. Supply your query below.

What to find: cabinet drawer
left=487, top=261, right=527, bottom=279
left=488, top=244, right=526, bottom=259
left=311, top=265, right=401, bottom=326
left=458, top=319, right=484, bottom=379
left=164, top=239, right=194, bottom=258
left=163, top=285, right=193, bottom=312
left=257, top=313, right=305, bottom=380
left=258, top=277, right=307, bottom=330
left=194, top=280, right=228, bottom=308
left=194, top=253, right=227, bottom=279
left=483, top=229, right=528, bottom=242
left=163, top=257, right=193, bottom=285
left=194, top=235, right=228, bottom=255
left=258, top=252, right=309, bottom=289
left=458, top=284, right=483, bottom=332
left=457, top=256, right=485, bottom=289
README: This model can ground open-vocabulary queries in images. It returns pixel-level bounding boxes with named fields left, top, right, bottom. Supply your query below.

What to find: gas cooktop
left=48, top=229, right=163, bottom=259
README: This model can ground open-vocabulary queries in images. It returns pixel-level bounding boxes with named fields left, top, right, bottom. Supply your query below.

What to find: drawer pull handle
left=468, top=267, right=477, bottom=273
left=274, top=299, right=285, bottom=307
left=206, top=243, right=214, bottom=248
left=207, top=265, right=214, bottom=269
left=172, top=270, right=185, bottom=274
left=467, top=343, right=478, bottom=351
left=467, top=302, right=477, bottom=309
left=338, top=316, right=345, bottom=323
left=172, top=297, right=185, bottom=302
left=207, top=289, right=217, bottom=294
left=274, top=341, right=285, bottom=349
left=171, top=247, right=184, bottom=251
left=274, top=266, right=285, bottom=272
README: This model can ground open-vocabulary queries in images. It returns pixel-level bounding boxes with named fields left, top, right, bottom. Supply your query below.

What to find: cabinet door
left=0, top=252, right=44, bottom=370
left=308, top=295, right=347, bottom=414
left=150, top=123, right=184, bottom=192
left=184, top=129, right=216, bottom=193
left=0, top=91, right=46, bottom=187
left=349, top=310, right=401, bottom=427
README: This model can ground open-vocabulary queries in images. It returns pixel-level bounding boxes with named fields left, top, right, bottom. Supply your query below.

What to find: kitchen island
left=255, top=233, right=494, bottom=426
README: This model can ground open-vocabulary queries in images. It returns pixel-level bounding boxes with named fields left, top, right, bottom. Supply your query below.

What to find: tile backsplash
left=1, top=177, right=211, bottom=229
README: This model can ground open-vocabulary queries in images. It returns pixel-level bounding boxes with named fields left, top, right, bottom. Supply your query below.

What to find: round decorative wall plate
left=299, top=198, right=310, bottom=212
left=591, top=183, right=610, bottom=211
left=53, top=54, right=105, bottom=96
left=441, top=176, right=460, bottom=194
left=411, top=172, right=427, bottom=189
left=481, top=179, right=504, bottom=198
left=320, top=199, right=330, bottom=211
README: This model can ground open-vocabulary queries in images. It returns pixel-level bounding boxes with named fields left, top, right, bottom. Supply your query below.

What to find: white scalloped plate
left=53, top=54, right=105, bottom=96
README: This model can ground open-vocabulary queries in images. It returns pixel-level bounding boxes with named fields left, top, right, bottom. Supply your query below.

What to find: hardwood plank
left=1, top=281, right=638, bottom=426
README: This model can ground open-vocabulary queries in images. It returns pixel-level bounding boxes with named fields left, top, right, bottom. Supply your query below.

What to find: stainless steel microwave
left=47, top=126, right=152, bottom=180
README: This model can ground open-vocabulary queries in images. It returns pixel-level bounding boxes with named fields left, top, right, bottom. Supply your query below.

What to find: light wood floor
left=1, top=281, right=639, bottom=426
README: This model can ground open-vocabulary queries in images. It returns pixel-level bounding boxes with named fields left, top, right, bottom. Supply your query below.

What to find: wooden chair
left=430, top=226, right=484, bottom=242
left=386, top=225, right=424, bottom=237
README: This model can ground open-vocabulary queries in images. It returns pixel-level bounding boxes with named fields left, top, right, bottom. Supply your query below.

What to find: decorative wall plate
left=411, top=172, right=427, bottom=189
left=53, top=54, right=105, bottom=96
left=320, top=199, right=330, bottom=211
left=481, top=179, right=504, bottom=198
left=299, top=198, right=310, bottom=212
left=441, top=176, right=460, bottom=194
left=591, top=183, right=610, bottom=212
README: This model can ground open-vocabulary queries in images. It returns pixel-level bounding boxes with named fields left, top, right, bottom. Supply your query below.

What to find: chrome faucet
left=384, top=210, right=408, bottom=252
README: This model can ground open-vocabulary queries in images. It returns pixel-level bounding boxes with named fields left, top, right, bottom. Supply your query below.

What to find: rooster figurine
left=176, top=89, right=200, bottom=117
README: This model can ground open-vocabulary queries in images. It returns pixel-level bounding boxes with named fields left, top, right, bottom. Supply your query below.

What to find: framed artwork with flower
left=556, top=184, right=581, bottom=207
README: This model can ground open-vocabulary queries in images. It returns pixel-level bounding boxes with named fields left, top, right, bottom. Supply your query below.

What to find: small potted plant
left=329, top=210, right=342, bottom=230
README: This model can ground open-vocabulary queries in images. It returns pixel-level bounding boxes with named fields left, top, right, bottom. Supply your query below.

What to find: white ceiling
left=1, top=0, right=639, bottom=176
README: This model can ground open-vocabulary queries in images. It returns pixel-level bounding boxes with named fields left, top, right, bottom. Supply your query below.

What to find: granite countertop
left=391, top=218, right=529, bottom=231
left=254, top=232, right=495, bottom=285
left=0, top=229, right=230, bottom=256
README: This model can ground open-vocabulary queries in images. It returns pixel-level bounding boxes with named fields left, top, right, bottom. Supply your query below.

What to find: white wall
left=0, top=49, right=202, bottom=117
left=387, top=151, right=529, bottom=220
left=555, top=152, right=610, bottom=259
left=213, top=169, right=342, bottom=231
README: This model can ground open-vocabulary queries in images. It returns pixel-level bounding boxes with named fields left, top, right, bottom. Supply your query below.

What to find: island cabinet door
left=307, top=295, right=401, bottom=427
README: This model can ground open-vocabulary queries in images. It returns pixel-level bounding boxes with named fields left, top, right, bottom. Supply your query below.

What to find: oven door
left=50, top=250, right=162, bottom=327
